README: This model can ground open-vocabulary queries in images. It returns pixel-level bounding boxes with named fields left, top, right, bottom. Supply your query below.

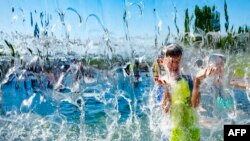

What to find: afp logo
left=224, top=125, right=250, bottom=140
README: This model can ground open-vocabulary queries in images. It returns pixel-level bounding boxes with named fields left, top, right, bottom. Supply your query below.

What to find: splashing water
left=0, top=0, right=250, bottom=141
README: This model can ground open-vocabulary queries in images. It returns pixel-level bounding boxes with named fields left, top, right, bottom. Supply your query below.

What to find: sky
left=0, top=0, right=249, bottom=40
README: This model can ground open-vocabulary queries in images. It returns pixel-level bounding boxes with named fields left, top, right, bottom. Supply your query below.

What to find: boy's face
left=215, top=62, right=224, bottom=77
left=209, top=58, right=225, bottom=77
left=163, top=55, right=182, bottom=79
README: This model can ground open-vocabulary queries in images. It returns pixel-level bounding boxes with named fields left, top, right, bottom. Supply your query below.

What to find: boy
left=159, top=43, right=200, bottom=141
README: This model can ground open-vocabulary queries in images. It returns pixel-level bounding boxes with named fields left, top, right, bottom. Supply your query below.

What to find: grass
left=228, top=53, right=250, bottom=78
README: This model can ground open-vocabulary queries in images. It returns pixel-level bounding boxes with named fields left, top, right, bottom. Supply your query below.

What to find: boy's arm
left=161, top=88, right=171, bottom=113
left=230, top=79, right=249, bottom=89
left=158, top=79, right=171, bottom=113
left=191, top=67, right=214, bottom=107
left=191, top=78, right=201, bottom=108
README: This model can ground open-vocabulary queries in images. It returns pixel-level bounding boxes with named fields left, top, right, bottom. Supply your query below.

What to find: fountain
left=0, top=0, right=250, bottom=141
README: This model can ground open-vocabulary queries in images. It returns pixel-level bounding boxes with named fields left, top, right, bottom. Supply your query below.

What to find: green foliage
left=194, top=5, right=220, bottom=33
left=183, top=2, right=249, bottom=52
left=183, top=8, right=195, bottom=45
left=245, top=26, right=249, bottom=32
left=217, top=33, right=235, bottom=49
left=229, top=55, right=250, bottom=77
left=184, top=9, right=190, bottom=33
left=89, top=58, right=105, bottom=68
left=238, top=26, right=243, bottom=34
left=238, top=25, right=250, bottom=34
left=183, top=9, right=190, bottom=45
left=224, top=0, right=229, bottom=32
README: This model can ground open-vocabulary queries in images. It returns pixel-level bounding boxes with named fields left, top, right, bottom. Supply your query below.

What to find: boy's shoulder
left=180, top=74, right=193, bottom=82
left=180, top=74, right=193, bottom=91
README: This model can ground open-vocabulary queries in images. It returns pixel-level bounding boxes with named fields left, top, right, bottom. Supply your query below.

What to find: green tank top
left=171, top=78, right=191, bottom=106
left=169, top=78, right=200, bottom=141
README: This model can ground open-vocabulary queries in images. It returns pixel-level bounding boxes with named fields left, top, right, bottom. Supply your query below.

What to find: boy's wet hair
left=208, top=53, right=226, bottom=64
left=161, top=43, right=183, bottom=57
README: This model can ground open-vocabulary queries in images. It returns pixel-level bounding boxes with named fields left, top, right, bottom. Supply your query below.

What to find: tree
left=184, top=9, right=190, bottom=33
left=194, top=5, right=216, bottom=33
left=224, top=0, right=229, bottom=32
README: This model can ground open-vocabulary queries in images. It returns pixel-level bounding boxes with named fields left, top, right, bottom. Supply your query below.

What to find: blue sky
left=0, top=0, right=249, bottom=40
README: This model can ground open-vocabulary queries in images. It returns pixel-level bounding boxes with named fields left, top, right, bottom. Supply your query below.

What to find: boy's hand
left=154, top=77, right=167, bottom=85
left=161, top=102, right=171, bottom=113
left=196, top=67, right=215, bottom=81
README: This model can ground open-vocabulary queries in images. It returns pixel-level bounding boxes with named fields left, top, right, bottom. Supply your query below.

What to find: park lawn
left=229, top=53, right=250, bottom=77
